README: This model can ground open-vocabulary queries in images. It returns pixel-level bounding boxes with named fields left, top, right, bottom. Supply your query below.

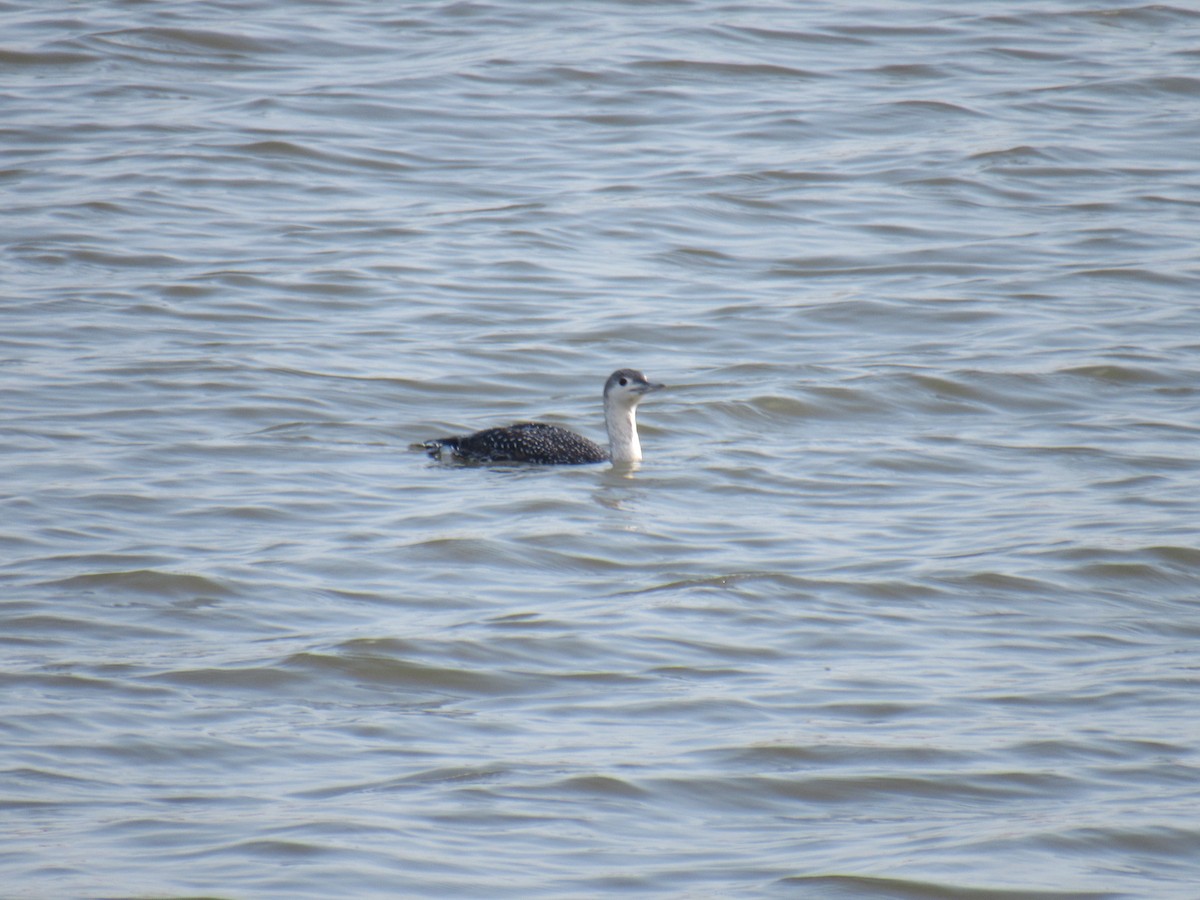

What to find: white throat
left=604, top=398, right=642, bottom=463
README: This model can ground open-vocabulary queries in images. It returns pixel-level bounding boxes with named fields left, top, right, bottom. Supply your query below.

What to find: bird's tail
left=418, top=437, right=461, bottom=459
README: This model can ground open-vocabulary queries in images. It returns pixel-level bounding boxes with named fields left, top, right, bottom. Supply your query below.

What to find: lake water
left=3, top=1, right=1200, bottom=897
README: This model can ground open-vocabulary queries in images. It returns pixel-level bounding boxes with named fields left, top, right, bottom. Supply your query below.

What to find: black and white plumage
left=421, top=369, right=664, bottom=465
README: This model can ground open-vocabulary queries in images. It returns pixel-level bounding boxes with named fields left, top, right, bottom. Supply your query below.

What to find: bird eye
left=619, top=377, right=628, bottom=386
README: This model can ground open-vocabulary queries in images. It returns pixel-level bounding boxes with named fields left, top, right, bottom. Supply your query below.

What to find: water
left=3, top=1, right=1200, bottom=897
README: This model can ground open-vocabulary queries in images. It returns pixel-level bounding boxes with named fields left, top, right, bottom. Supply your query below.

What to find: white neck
left=604, top=399, right=641, bottom=463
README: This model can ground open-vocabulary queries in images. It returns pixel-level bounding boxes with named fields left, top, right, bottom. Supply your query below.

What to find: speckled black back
left=428, top=422, right=608, bottom=465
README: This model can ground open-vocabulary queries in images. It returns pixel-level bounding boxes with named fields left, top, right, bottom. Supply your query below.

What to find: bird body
left=421, top=369, right=663, bottom=466
left=429, top=422, right=608, bottom=465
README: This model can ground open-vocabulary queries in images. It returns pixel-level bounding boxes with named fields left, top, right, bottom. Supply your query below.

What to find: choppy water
left=4, top=1, right=1200, bottom=897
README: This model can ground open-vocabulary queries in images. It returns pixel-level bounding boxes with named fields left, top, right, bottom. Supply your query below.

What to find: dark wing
left=427, top=422, right=607, bottom=465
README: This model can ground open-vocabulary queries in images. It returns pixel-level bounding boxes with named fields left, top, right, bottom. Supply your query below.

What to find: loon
left=421, top=369, right=664, bottom=465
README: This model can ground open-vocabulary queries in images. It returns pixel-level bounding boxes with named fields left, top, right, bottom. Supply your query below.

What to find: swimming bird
left=421, top=368, right=664, bottom=465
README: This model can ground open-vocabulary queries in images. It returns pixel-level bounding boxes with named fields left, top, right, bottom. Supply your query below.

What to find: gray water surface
left=3, top=1, right=1200, bottom=898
